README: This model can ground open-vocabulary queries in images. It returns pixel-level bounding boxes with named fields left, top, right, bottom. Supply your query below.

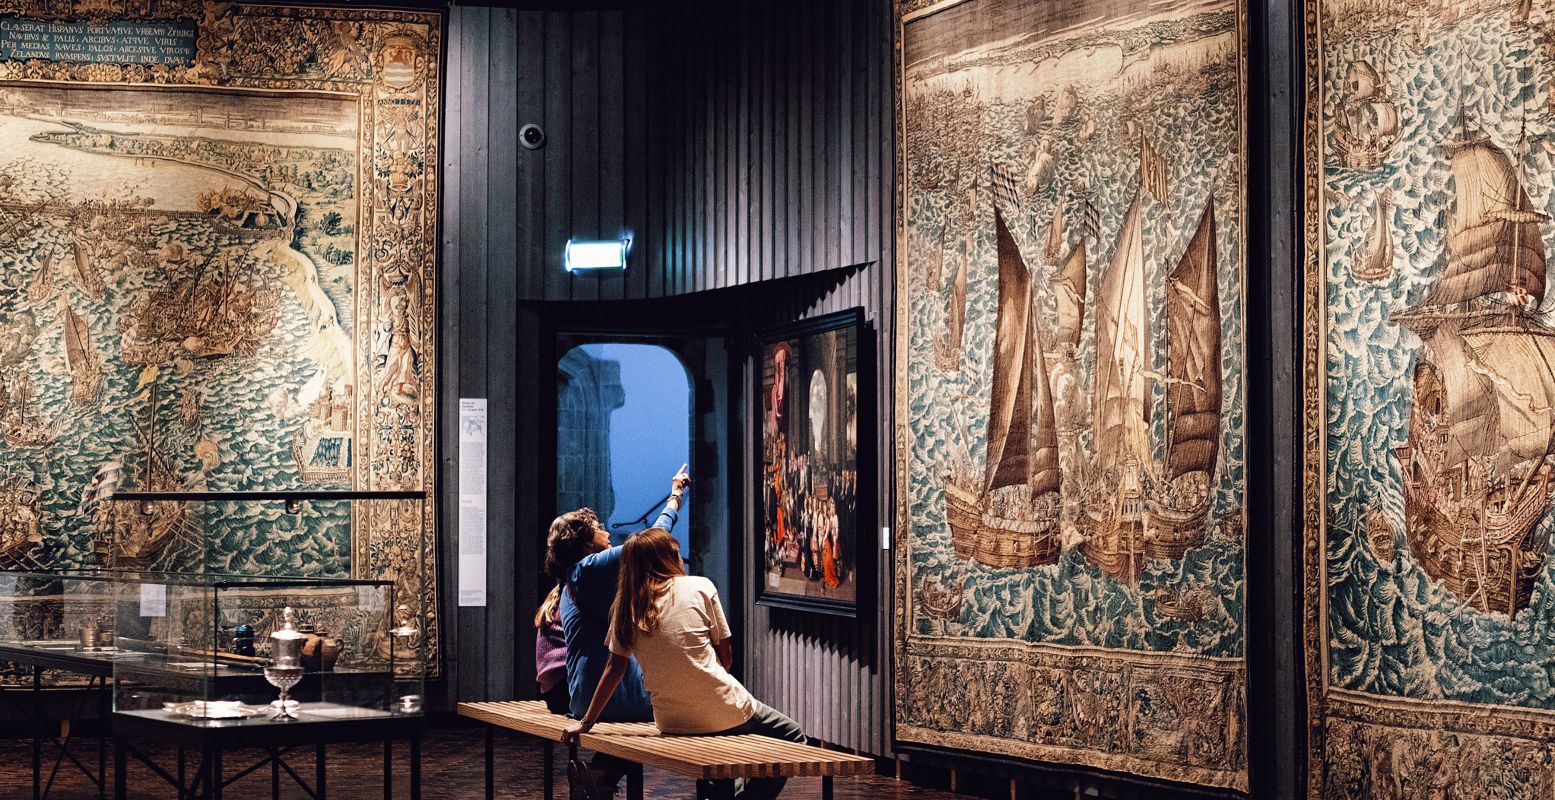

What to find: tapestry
left=0, top=2, right=440, bottom=670
left=894, top=0, right=1247, bottom=789
left=1303, top=1, right=1555, bottom=796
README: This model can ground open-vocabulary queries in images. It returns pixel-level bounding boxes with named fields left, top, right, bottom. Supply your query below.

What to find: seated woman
left=546, top=465, right=689, bottom=797
left=533, top=583, right=568, bottom=714
left=563, top=527, right=806, bottom=800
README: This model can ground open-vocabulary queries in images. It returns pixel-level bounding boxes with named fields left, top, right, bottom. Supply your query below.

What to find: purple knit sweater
left=535, top=616, right=567, bottom=693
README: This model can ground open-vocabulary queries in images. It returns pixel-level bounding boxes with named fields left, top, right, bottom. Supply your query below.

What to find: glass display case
left=0, top=570, right=425, bottom=728
left=90, top=490, right=435, bottom=680
left=0, top=571, right=120, bottom=674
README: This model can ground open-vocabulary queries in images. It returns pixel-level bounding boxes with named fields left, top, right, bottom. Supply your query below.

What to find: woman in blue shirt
left=544, top=465, right=689, bottom=798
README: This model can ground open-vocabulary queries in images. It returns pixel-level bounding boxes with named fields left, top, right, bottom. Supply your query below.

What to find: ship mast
left=146, top=384, right=158, bottom=488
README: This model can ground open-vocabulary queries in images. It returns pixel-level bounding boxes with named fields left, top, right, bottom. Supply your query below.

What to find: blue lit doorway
left=555, top=342, right=693, bottom=555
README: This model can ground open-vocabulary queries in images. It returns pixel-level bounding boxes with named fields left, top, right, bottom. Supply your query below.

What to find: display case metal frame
left=0, top=642, right=111, bottom=800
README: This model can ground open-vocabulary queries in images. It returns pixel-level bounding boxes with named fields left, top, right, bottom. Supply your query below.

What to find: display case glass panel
left=2, top=570, right=424, bottom=727
left=90, top=491, right=433, bottom=676
left=0, top=571, right=119, bottom=671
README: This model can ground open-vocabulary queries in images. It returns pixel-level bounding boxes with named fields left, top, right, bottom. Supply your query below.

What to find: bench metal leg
left=823, top=776, right=833, bottom=800
left=485, top=726, right=494, bottom=800
left=626, top=763, right=643, bottom=800
left=542, top=739, right=553, bottom=800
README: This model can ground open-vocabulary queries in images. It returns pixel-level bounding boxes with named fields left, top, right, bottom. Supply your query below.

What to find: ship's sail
left=1348, top=61, right=1381, bottom=99
left=948, top=250, right=966, bottom=349
left=1031, top=329, right=1060, bottom=496
left=1366, top=100, right=1400, bottom=141
left=71, top=237, right=102, bottom=296
left=1045, top=199, right=1065, bottom=264
left=1354, top=190, right=1394, bottom=281
left=928, top=226, right=945, bottom=291
left=1092, top=190, right=1150, bottom=475
left=59, top=298, right=90, bottom=372
left=1054, top=238, right=1088, bottom=349
left=1415, top=324, right=1555, bottom=475
left=1024, top=146, right=1055, bottom=198
left=1416, top=128, right=1548, bottom=310
left=934, top=242, right=969, bottom=372
left=1163, top=199, right=1222, bottom=481
left=27, top=245, right=53, bottom=304
left=984, top=206, right=1039, bottom=492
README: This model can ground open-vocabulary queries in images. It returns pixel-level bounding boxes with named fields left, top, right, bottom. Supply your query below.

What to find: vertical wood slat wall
left=439, top=0, right=897, bottom=757
left=445, top=0, right=892, bottom=303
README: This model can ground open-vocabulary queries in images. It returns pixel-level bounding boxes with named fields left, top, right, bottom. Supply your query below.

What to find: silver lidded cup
left=263, top=606, right=306, bottom=720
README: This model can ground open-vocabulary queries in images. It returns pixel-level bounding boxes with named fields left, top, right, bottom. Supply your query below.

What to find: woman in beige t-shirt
left=563, top=527, right=806, bottom=800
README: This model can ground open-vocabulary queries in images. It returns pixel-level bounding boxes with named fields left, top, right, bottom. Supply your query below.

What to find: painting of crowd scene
left=757, top=310, right=864, bottom=614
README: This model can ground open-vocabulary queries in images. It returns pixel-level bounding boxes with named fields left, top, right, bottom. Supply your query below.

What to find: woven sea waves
left=894, top=0, right=1247, bottom=789
left=1303, top=0, right=1555, bottom=796
left=0, top=2, right=442, bottom=673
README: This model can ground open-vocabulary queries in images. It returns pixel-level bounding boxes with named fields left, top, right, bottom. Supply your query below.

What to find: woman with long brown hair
left=564, top=527, right=806, bottom=800
left=546, top=465, right=689, bottom=798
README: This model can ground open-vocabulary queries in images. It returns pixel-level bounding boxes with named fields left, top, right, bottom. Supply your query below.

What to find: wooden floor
left=0, top=724, right=975, bottom=799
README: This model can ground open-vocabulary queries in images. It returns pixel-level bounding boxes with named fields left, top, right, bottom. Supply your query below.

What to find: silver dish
left=163, top=700, right=260, bottom=720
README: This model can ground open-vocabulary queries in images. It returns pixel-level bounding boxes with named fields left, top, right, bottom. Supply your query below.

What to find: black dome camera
left=520, top=123, right=545, bottom=150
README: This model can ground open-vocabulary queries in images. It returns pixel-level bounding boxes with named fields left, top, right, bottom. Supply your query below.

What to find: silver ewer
left=264, top=606, right=306, bottom=720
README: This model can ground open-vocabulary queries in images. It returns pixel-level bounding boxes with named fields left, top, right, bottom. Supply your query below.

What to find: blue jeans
left=706, top=700, right=807, bottom=800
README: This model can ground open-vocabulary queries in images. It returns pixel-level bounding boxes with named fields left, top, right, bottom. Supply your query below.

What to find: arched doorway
left=555, top=343, right=693, bottom=554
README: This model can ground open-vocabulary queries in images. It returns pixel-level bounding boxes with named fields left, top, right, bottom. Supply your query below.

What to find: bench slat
left=458, top=701, right=659, bottom=738
left=457, top=701, right=875, bottom=780
left=586, top=734, right=873, bottom=779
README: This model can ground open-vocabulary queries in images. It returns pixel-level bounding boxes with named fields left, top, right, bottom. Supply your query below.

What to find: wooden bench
left=458, top=701, right=875, bottom=800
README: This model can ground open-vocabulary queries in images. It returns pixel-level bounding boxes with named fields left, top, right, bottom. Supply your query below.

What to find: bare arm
left=713, top=637, right=734, bottom=670
left=651, top=465, right=692, bottom=529
left=562, top=653, right=630, bottom=743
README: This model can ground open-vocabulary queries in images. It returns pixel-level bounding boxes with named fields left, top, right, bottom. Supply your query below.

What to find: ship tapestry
left=1303, top=1, right=1555, bottom=796
left=757, top=310, right=863, bottom=614
left=894, top=0, right=1247, bottom=789
left=0, top=2, right=441, bottom=672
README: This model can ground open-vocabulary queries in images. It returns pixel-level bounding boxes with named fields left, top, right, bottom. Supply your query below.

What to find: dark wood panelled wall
left=437, top=0, right=898, bottom=758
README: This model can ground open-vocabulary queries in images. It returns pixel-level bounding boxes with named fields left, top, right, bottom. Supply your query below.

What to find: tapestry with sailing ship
left=0, top=2, right=441, bottom=670
left=894, top=0, right=1247, bottom=789
left=1304, top=1, right=1555, bottom=796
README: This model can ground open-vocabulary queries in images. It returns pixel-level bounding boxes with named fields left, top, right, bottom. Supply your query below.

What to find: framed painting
left=756, top=307, right=870, bottom=616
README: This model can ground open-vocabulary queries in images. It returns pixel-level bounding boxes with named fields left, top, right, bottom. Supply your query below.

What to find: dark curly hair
left=546, top=507, right=602, bottom=584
